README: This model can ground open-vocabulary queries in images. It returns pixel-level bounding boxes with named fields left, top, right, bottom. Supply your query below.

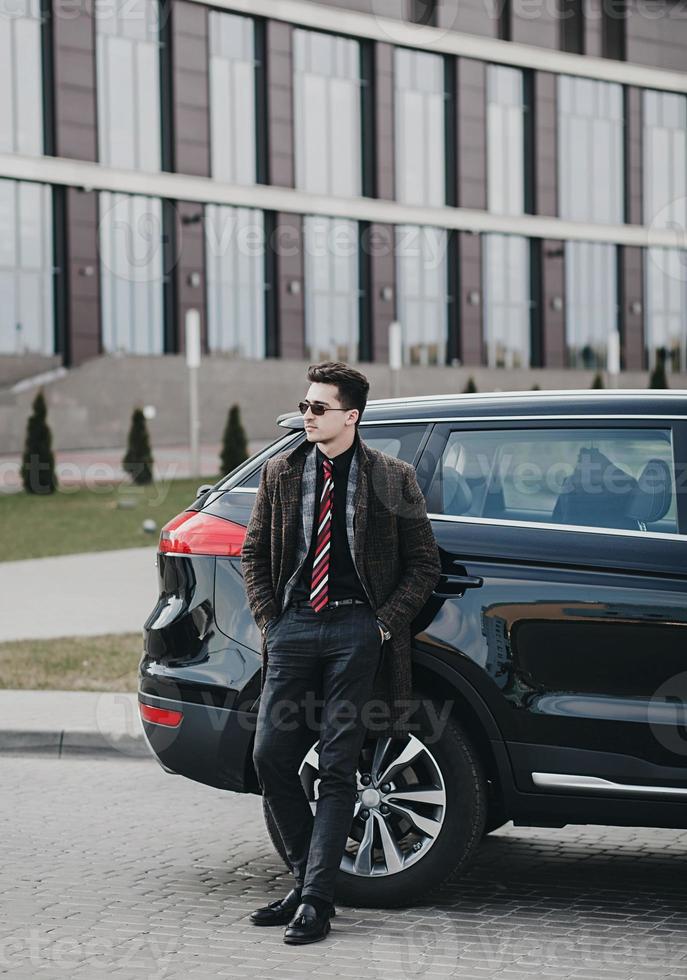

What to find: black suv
left=140, top=389, right=687, bottom=907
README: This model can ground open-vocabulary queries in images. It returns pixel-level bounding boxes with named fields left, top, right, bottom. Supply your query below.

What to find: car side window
left=356, top=424, right=428, bottom=464
left=234, top=424, right=427, bottom=489
left=429, top=427, right=678, bottom=534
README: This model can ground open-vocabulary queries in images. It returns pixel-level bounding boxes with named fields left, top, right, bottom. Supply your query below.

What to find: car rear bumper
left=138, top=693, right=258, bottom=793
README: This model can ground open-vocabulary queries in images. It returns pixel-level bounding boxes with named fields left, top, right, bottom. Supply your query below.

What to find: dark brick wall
left=173, top=201, right=207, bottom=354
left=373, top=43, right=395, bottom=201
left=273, top=212, right=305, bottom=358
left=266, top=20, right=295, bottom=188
left=625, top=86, right=643, bottom=226
left=66, top=188, right=101, bottom=366
left=533, top=72, right=558, bottom=217
left=51, top=0, right=97, bottom=161
left=626, top=0, right=687, bottom=72
left=366, top=223, right=396, bottom=362
left=170, top=1, right=210, bottom=177
left=540, top=239, right=566, bottom=367
left=511, top=0, right=560, bottom=47
left=457, top=231, right=484, bottom=366
left=584, top=0, right=604, bottom=55
left=437, top=0, right=499, bottom=37
left=455, top=58, right=487, bottom=211
left=620, top=246, right=645, bottom=370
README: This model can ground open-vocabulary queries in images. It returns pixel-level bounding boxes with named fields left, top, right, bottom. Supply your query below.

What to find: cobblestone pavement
left=2, top=755, right=687, bottom=980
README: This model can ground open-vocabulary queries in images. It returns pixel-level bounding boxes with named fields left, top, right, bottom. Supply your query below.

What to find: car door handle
left=433, top=572, right=484, bottom=598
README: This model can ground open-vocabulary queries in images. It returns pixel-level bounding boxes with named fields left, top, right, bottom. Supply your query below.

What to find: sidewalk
left=0, top=690, right=149, bottom=759
left=0, top=547, right=159, bottom=642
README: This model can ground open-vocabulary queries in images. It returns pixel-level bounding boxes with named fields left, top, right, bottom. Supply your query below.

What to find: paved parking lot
left=2, top=754, right=687, bottom=979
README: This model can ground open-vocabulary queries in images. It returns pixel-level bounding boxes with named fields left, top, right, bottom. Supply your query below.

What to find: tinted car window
left=236, top=423, right=427, bottom=488
left=203, top=423, right=428, bottom=522
left=429, top=427, right=678, bottom=534
left=357, top=424, right=428, bottom=464
left=221, top=432, right=302, bottom=489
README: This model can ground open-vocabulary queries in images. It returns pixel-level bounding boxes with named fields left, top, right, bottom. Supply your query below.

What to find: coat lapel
left=279, top=433, right=371, bottom=598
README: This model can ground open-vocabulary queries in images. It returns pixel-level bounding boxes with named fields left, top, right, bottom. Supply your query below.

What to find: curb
left=0, top=729, right=150, bottom=759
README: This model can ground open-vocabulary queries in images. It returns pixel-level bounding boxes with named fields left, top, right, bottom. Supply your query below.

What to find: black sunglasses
left=298, top=400, right=349, bottom=417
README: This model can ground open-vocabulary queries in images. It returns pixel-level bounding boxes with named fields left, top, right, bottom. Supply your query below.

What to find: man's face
left=302, top=382, right=357, bottom=441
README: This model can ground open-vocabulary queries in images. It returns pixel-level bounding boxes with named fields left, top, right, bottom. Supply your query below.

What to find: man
left=240, top=361, right=442, bottom=944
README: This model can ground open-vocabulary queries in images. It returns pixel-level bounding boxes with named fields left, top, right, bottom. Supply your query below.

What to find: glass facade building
left=486, top=65, right=525, bottom=216
left=209, top=12, right=257, bottom=185
left=303, top=215, right=359, bottom=362
left=0, top=179, right=53, bottom=354
left=0, top=0, right=44, bottom=157
left=394, top=48, right=445, bottom=208
left=98, top=191, right=164, bottom=354
left=205, top=204, right=265, bottom=357
left=395, top=225, right=448, bottom=366
left=482, top=233, right=530, bottom=368
left=293, top=29, right=362, bottom=197
left=95, top=0, right=161, bottom=172
left=0, top=0, right=684, bottom=373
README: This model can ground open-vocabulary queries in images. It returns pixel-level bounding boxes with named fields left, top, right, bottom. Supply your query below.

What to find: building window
left=205, top=205, right=265, bottom=357
left=482, top=233, right=530, bottom=368
left=98, top=191, right=163, bottom=354
left=0, top=179, right=53, bottom=353
left=406, top=0, right=437, bottom=25
left=602, top=0, right=625, bottom=60
left=209, top=12, right=256, bottom=185
left=643, top=90, right=686, bottom=234
left=560, top=0, right=584, bottom=54
left=486, top=65, right=525, bottom=216
left=394, top=48, right=445, bottom=207
left=0, top=0, right=44, bottom=155
left=645, top=248, right=687, bottom=373
left=303, top=215, right=359, bottom=361
left=293, top=30, right=361, bottom=197
left=558, top=76, right=623, bottom=224
left=95, top=0, right=161, bottom=171
left=565, top=241, right=617, bottom=368
left=395, top=224, right=448, bottom=365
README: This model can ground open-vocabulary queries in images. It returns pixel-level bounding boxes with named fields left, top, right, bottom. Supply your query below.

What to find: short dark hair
left=306, top=361, right=370, bottom=428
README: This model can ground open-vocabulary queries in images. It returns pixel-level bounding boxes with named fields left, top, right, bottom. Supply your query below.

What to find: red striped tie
left=310, top=456, right=333, bottom=612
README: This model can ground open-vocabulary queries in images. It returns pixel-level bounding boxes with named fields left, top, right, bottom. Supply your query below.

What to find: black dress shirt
left=290, top=430, right=368, bottom=605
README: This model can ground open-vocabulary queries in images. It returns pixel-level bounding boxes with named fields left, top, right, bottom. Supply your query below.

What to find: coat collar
left=283, top=428, right=372, bottom=473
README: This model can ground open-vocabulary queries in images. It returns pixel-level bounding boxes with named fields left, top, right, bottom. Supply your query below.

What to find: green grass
left=0, top=633, right=141, bottom=691
left=0, top=474, right=222, bottom=562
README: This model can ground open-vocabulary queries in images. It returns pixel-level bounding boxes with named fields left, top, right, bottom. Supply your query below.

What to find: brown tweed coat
left=240, top=431, right=442, bottom=737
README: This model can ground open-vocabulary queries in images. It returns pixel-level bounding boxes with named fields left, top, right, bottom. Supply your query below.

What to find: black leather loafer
left=249, top=887, right=304, bottom=926
left=283, top=902, right=333, bottom=944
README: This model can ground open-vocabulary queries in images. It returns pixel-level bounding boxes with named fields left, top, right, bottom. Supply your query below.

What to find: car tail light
left=159, top=511, right=247, bottom=557
left=139, top=702, right=183, bottom=727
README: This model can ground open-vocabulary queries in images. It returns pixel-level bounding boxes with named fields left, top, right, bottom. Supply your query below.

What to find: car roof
left=277, top=388, right=687, bottom=428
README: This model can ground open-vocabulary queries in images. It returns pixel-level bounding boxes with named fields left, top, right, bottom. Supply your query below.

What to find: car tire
left=260, top=697, right=488, bottom=908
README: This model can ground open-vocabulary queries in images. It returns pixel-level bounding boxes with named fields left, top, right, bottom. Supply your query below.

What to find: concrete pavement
left=0, top=546, right=159, bottom=642
left=3, top=754, right=687, bottom=979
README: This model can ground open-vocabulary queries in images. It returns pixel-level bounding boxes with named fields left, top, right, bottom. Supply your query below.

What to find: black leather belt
left=292, top=597, right=369, bottom=609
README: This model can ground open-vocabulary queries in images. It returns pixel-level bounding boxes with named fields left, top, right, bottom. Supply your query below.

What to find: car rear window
left=429, top=426, right=678, bottom=534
